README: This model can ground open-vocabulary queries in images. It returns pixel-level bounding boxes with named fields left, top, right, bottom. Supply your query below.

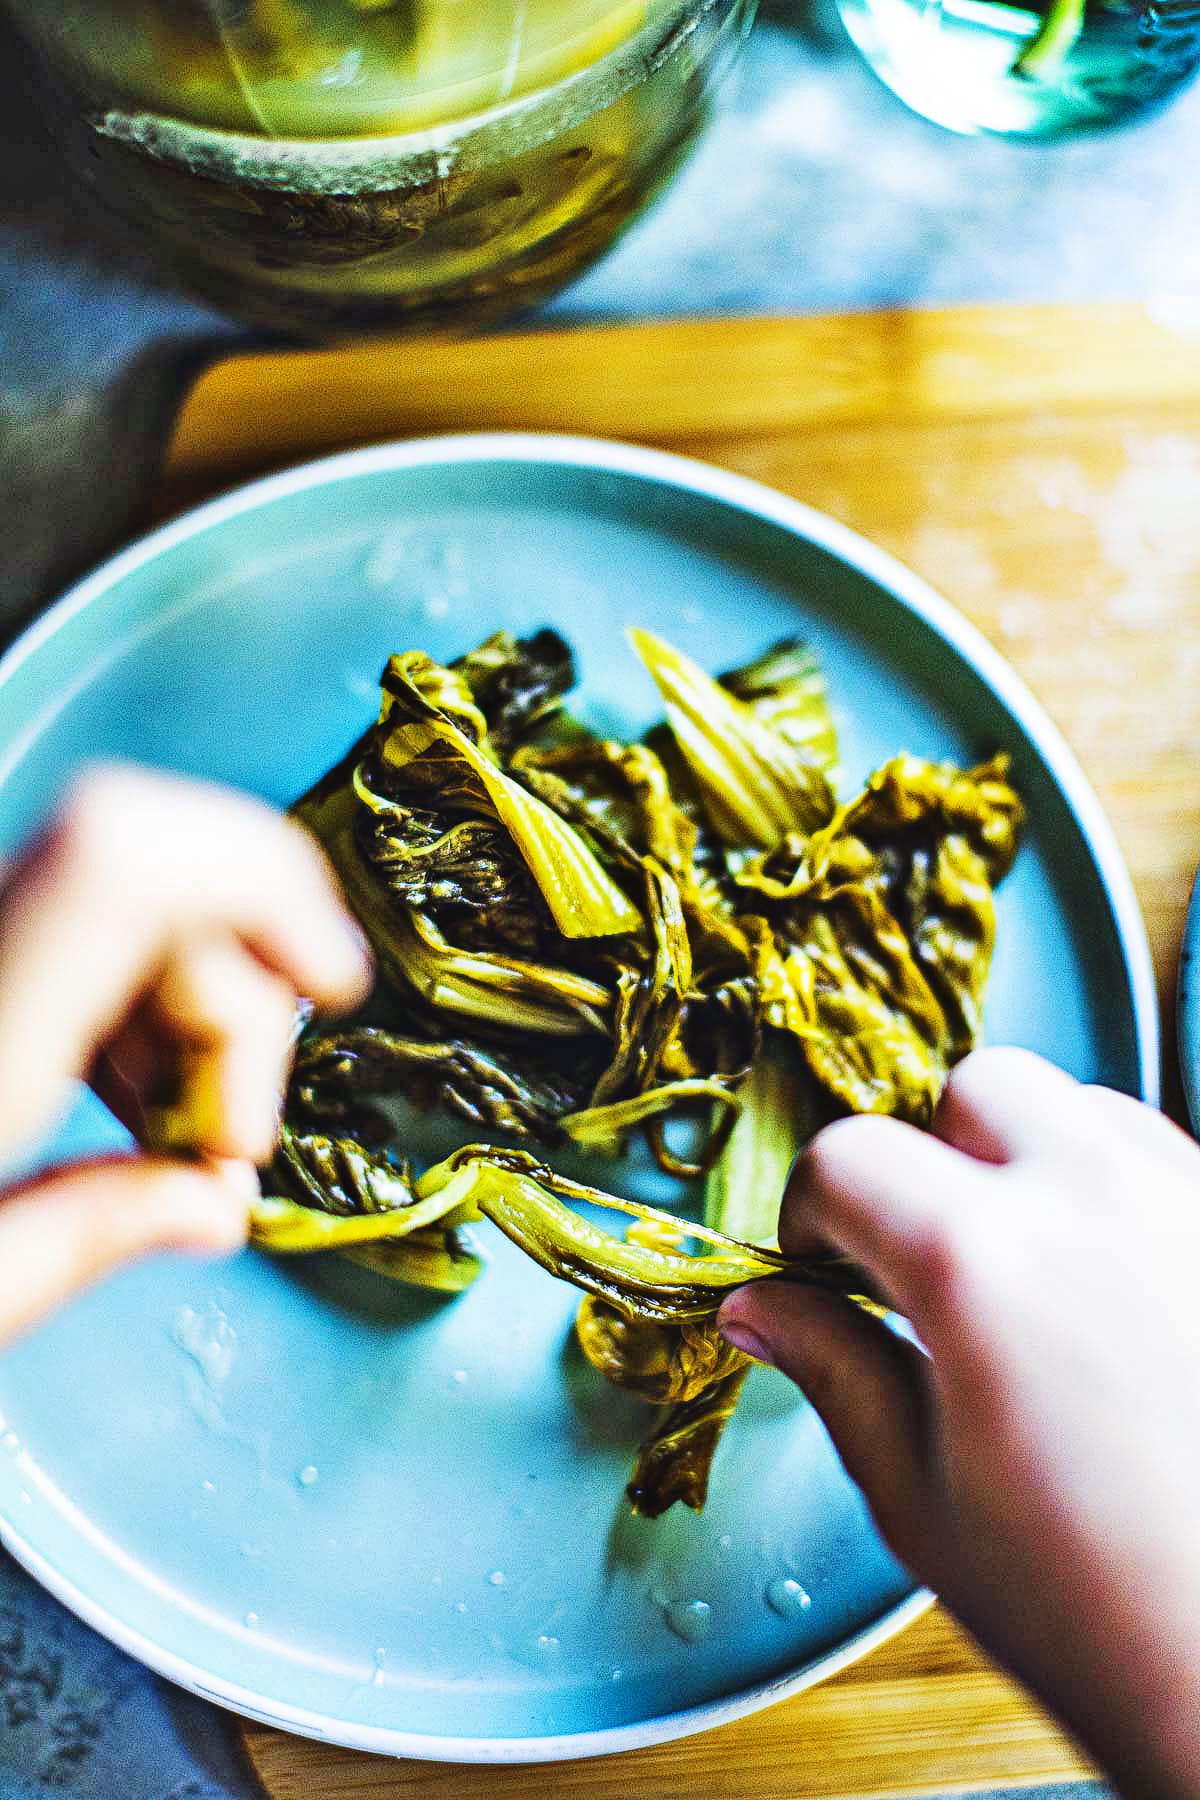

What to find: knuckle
left=947, top=1044, right=1040, bottom=1095
left=801, top=1114, right=907, bottom=1191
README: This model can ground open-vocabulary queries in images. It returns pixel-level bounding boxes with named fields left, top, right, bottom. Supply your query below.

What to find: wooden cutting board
left=160, top=302, right=1200, bottom=1798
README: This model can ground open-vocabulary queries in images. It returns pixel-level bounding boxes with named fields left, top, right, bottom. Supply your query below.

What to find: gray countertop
left=0, top=4, right=1188, bottom=1792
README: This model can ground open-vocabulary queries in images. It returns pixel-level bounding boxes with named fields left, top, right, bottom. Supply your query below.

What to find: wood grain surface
left=241, top=1608, right=1092, bottom=1800
left=161, top=302, right=1200, bottom=1796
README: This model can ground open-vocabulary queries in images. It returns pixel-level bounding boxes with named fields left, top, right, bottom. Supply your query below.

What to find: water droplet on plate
left=452, top=1369, right=469, bottom=1385
left=371, top=1647, right=387, bottom=1685
left=766, top=1576, right=811, bottom=1619
left=487, top=1569, right=506, bottom=1587
left=718, top=1533, right=732, bottom=1551
left=200, top=1479, right=216, bottom=1495
left=244, top=1612, right=260, bottom=1630
left=610, top=1665, right=624, bottom=1681
left=18, top=1490, right=31, bottom=1506
left=297, top=1464, right=319, bottom=1488
left=453, top=1601, right=467, bottom=1615
left=665, top=1599, right=712, bottom=1644
left=172, top=1304, right=236, bottom=1387
left=1, top=1432, right=18, bottom=1453
left=536, top=1634, right=559, bottom=1653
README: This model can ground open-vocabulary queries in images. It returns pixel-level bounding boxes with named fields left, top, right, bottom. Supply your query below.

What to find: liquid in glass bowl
left=10, top=0, right=756, bottom=337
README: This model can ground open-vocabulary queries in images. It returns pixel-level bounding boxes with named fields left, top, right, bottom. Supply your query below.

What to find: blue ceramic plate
left=0, top=435, right=1157, bottom=1762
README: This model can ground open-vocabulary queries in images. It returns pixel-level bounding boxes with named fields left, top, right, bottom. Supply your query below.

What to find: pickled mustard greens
left=247, top=625, right=1022, bottom=1514
left=40, top=0, right=655, bottom=137
left=16, top=0, right=752, bottom=337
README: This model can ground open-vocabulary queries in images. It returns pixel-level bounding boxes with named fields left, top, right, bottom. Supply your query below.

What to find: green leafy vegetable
left=247, top=625, right=1022, bottom=1517
left=561, top=1078, right=740, bottom=1159
left=376, top=651, right=642, bottom=940
left=1013, top=0, right=1086, bottom=78
left=704, top=1049, right=824, bottom=1246
left=452, top=628, right=575, bottom=754
left=601, top=1052, right=825, bottom=1517
left=293, top=1025, right=590, bottom=1141
left=629, top=628, right=836, bottom=848
left=576, top=1300, right=748, bottom=1405
left=382, top=906, right=612, bottom=1037
left=627, top=1364, right=751, bottom=1517
left=733, top=754, right=1022, bottom=1123
left=719, top=637, right=839, bottom=776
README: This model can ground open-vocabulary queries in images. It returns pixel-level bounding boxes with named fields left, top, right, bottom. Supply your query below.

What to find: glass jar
left=835, top=0, right=1200, bottom=136
left=9, top=0, right=756, bottom=339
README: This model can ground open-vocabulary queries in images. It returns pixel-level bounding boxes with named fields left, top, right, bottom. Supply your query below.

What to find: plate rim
left=0, top=430, right=1160, bottom=1761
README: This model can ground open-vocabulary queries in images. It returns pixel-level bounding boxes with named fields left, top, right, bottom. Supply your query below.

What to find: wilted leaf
left=561, top=1076, right=740, bottom=1160
left=704, top=1048, right=824, bottom=1247
left=352, top=771, right=549, bottom=955
left=720, top=637, right=839, bottom=776
left=294, top=1024, right=592, bottom=1142
left=842, top=752, right=1023, bottom=1058
left=376, top=652, right=643, bottom=939
left=629, top=629, right=835, bottom=849
left=733, top=755, right=1022, bottom=1122
left=577, top=1299, right=748, bottom=1404
left=382, top=906, right=612, bottom=1038
left=626, top=1364, right=751, bottom=1517
left=263, top=627, right=1020, bottom=1517
left=417, top=1145, right=871, bottom=1325
left=453, top=628, right=575, bottom=753
left=340, top=1229, right=484, bottom=1294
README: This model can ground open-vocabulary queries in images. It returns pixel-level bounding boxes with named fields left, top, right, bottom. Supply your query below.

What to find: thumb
left=0, top=1154, right=252, bottom=1347
left=719, top=1280, right=933, bottom=1563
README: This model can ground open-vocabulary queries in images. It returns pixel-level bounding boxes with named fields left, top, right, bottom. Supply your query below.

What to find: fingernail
left=718, top=1320, right=775, bottom=1367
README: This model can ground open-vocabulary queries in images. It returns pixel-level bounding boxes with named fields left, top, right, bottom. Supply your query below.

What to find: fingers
left=0, top=1155, right=251, bottom=1348
left=0, top=765, right=371, bottom=1158
left=719, top=1281, right=932, bottom=1559
left=149, top=937, right=297, bottom=1161
left=781, top=1113, right=992, bottom=1319
left=1083, top=1083, right=1200, bottom=1176
left=932, top=1046, right=1083, bottom=1164
left=775, top=1049, right=1160, bottom=1348
left=936, top=1048, right=1183, bottom=1188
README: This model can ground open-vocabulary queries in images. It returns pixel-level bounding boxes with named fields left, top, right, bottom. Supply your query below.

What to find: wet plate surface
left=0, top=436, right=1156, bottom=1760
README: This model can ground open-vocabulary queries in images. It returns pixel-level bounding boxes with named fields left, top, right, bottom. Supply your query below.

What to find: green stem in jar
left=1013, top=0, right=1086, bottom=78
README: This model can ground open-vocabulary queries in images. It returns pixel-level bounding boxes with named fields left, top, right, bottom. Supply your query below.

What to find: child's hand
left=0, top=764, right=371, bottom=1345
left=719, top=1048, right=1200, bottom=1800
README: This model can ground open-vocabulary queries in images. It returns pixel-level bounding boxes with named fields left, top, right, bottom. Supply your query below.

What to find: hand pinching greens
left=250, top=627, right=1022, bottom=1515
